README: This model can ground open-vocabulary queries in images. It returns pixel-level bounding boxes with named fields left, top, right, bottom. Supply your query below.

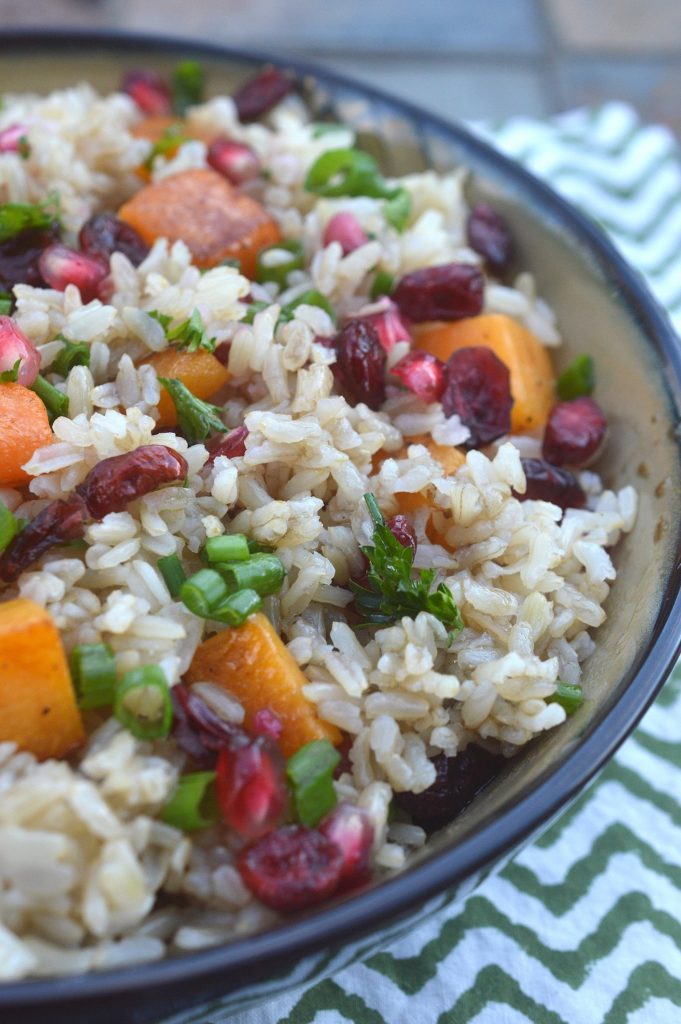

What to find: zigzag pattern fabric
left=167, top=104, right=681, bottom=1024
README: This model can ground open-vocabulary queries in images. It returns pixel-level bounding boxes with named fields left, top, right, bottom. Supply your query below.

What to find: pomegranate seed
left=466, top=202, right=512, bottom=276
left=207, top=138, right=261, bottom=185
left=205, top=425, right=249, bottom=465
left=38, top=243, right=108, bottom=303
left=0, top=225, right=60, bottom=292
left=233, top=67, right=294, bottom=123
left=335, top=319, right=386, bottom=410
left=442, top=346, right=513, bottom=447
left=79, top=213, right=149, bottom=267
left=216, top=739, right=286, bottom=840
left=393, top=262, right=484, bottom=323
left=77, top=445, right=188, bottom=520
left=253, top=708, right=284, bottom=741
left=0, top=123, right=29, bottom=154
left=121, top=70, right=172, bottom=116
left=0, top=315, right=41, bottom=386
left=323, top=212, right=368, bottom=255
left=386, top=514, right=417, bottom=557
left=542, top=397, right=607, bottom=467
left=395, top=746, right=503, bottom=832
left=391, top=350, right=446, bottom=402
left=237, top=825, right=344, bottom=912
left=356, top=301, right=411, bottom=354
left=319, top=803, right=374, bottom=885
left=517, top=458, right=586, bottom=510
left=0, top=494, right=87, bottom=583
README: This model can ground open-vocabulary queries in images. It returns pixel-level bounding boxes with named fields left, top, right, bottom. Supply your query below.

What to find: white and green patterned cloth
left=173, top=104, right=681, bottom=1024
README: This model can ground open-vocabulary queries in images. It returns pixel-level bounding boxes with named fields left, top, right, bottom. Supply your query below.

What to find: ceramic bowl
left=1, top=28, right=680, bottom=1024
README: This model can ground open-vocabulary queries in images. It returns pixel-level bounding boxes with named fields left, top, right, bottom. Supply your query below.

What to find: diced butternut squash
left=118, top=168, right=282, bottom=277
left=185, top=613, right=342, bottom=757
left=144, top=349, right=231, bottom=428
left=372, top=434, right=466, bottom=515
left=415, top=314, right=556, bottom=434
left=0, top=383, right=53, bottom=487
left=0, top=598, right=84, bottom=760
left=131, top=116, right=186, bottom=144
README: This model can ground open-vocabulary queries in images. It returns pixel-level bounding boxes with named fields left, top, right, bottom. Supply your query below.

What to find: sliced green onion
left=161, top=771, right=218, bottom=831
left=216, top=553, right=285, bottom=597
left=204, top=533, right=250, bottom=563
left=255, top=239, right=305, bottom=288
left=556, top=355, right=596, bottom=401
left=0, top=200, right=56, bottom=243
left=172, top=60, right=204, bottom=116
left=114, top=664, right=173, bottom=740
left=279, top=289, right=337, bottom=325
left=142, top=123, right=187, bottom=171
left=157, top=376, right=226, bottom=445
left=370, top=271, right=395, bottom=300
left=31, top=374, right=69, bottom=422
left=157, top=553, right=186, bottom=598
left=211, top=588, right=262, bottom=625
left=247, top=539, right=274, bottom=554
left=286, top=739, right=340, bottom=826
left=304, top=147, right=392, bottom=199
left=384, top=187, right=411, bottom=232
left=180, top=568, right=229, bottom=618
left=0, top=290, right=13, bottom=315
left=548, top=682, right=584, bottom=715
left=0, top=500, right=19, bottom=552
left=70, top=642, right=117, bottom=710
left=50, top=337, right=90, bottom=378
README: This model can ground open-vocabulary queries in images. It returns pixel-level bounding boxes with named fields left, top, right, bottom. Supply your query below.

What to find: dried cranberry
left=517, top=458, right=586, bottom=510
left=542, top=397, right=607, bottom=467
left=391, top=351, right=446, bottom=402
left=171, top=685, right=245, bottom=768
left=355, top=302, right=411, bottom=354
left=233, top=66, right=294, bottom=123
left=217, top=738, right=286, bottom=840
left=393, top=263, right=484, bottom=323
left=0, top=315, right=41, bottom=386
left=77, top=445, right=188, bottom=519
left=442, top=346, right=513, bottom=448
left=395, top=746, right=504, bottom=832
left=335, top=319, right=386, bottom=410
left=38, top=243, right=109, bottom=303
left=252, top=708, right=284, bottom=741
left=79, top=213, right=149, bottom=268
left=0, top=225, right=60, bottom=292
left=205, top=425, right=248, bottom=466
left=0, top=494, right=87, bottom=583
left=207, top=138, right=261, bottom=185
left=214, top=341, right=231, bottom=366
left=0, top=124, right=29, bottom=154
left=386, top=514, right=417, bottom=557
left=122, top=70, right=172, bottom=116
left=319, top=803, right=374, bottom=886
left=237, top=825, right=344, bottom=912
left=323, top=212, right=368, bottom=255
left=466, top=202, right=513, bottom=276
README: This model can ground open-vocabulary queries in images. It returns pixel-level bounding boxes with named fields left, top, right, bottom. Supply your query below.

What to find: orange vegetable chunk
left=118, top=168, right=282, bottom=277
left=144, top=349, right=231, bottom=427
left=415, top=313, right=555, bottom=434
left=0, top=598, right=84, bottom=760
left=0, top=383, right=53, bottom=487
left=185, top=613, right=342, bottom=757
left=373, top=434, right=466, bottom=516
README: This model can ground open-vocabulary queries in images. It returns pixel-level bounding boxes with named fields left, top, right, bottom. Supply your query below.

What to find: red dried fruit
left=121, top=70, right=172, bottom=116
left=323, top=212, right=368, bottom=255
left=214, top=341, right=231, bottom=366
left=356, top=302, right=411, bottom=354
left=79, top=213, right=150, bottom=267
left=319, top=803, right=374, bottom=885
left=517, top=458, right=586, bottom=510
left=392, top=262, right=484, bottom=323
left=0, top=123, right=29, bottom=154
left=207, top=138, right=261, bottom=185
left=38, top=243, right=109, bottom=303
left=217, top=738, right=287, bottom=840
left=335, top=319, right=386, bottom=410
left=0, top=225, right=60, bottom=292
left=466, top=201, right=513, bottom=276
left=0, top=315, right=41, bottom=386
left=542, top=397, right=607, bottom=467
left=205, top=425, right=248, bottom=465
left=442, top=345, right=513, bottom=447
left=395, top=745, right=503, bottom=832
left=233, top=67, right=294, bottom=123
left=77, top=445, right=188, bottom=519
left=252, top=707, right=284, bottom=742
left=0, top=493, right=87, bottom=583
left=390, top=350, right=446, bottom=402
left=171, top=685, right=246, bottom=768
left=237, top=825, right=344, bottom=912
left=386, top=514, right=417, bottom=557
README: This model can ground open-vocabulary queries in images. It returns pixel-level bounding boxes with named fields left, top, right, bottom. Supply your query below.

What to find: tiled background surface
left=2, top=0, right=681, bottom=132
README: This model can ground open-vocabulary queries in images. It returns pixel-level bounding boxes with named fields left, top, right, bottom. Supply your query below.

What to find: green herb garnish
left=172, top=60, right=204, bottom=116
left=31, top=373, right=69, bottom=422
left=556, top=355, right=595, bottom=401
left=50, top=337, right=90, bottom=377
left=0, top=359, right=20, bottom=383
left=142, top=123, right=187, bottom=171
left=350, top=493, right=463, bottom=642
left=149, top=307, right=216, bottom=353
left=157, top=376, right=227, bottom=445
left=0, top=290, right=13, bottom=315
left=0, top=195, right=60, bottom=243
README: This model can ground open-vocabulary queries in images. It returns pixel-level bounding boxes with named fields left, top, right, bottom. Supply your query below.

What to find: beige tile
left=546, top=0, right=681, bottom=51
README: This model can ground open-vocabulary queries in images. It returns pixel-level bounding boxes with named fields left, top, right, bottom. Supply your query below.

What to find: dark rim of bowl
left=1, top=26, right=681, bottom=1009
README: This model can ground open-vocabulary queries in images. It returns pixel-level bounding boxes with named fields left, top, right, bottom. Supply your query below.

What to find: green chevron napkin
left=168, top=103, right=681, bottom=1024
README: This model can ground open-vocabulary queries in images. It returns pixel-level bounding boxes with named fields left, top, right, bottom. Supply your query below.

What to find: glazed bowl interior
left=1, top=29, right=681, bottom=1022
